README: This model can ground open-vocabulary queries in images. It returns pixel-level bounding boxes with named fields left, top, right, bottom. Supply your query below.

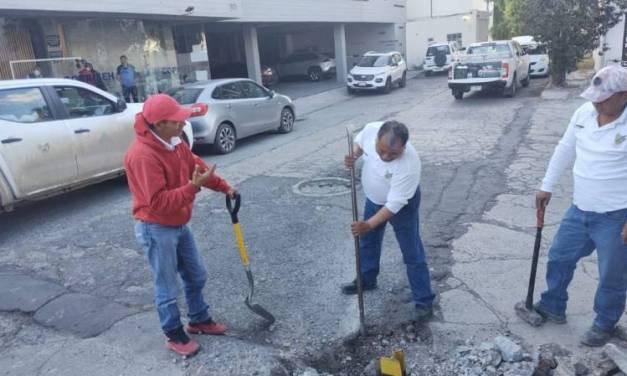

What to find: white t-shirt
left=355, top=122, right=421, bottom=214
left=541, top=102, right=627, bottom=213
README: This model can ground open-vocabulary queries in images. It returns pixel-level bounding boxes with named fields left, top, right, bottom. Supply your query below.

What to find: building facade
left=0, top=0, right=406, bottom=100
left=405, top=0, right=490, bottom=69
left=595, top=13, right=627, bottom=70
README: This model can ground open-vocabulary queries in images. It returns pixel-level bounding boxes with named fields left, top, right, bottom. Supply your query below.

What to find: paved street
left=1, top=73, right=623, bottom=375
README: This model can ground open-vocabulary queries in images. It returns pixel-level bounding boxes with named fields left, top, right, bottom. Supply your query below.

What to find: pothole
left=293, top=177, right=355, bottom=197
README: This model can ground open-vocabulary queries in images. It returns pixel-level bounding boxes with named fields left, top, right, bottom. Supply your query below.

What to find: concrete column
left=243, top=25, right=262, bottom=84
left=333, top=24, right=348, bottom=83
left=285, top=34, right=294, bottom=56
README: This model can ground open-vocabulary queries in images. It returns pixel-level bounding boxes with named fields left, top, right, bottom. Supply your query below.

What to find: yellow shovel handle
left=232, top=223, right=250, bottom=267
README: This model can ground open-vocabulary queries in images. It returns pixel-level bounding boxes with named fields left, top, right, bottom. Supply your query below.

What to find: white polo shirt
left=541, top=102, right=627, bottom=213
left=355, top=122, right=421, bottom=214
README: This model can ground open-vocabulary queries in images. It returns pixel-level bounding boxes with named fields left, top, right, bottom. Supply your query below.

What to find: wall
left=596, top=15, right=625, bottom=69
left=345, top=23, right=402, bottom=67
left=406, top=11, right=490, bottom=69
left=407, top=0, right=488, bottom=18
left=238, top=0, right=406, bottom=23
left=0, top=0, right=240, bottom=19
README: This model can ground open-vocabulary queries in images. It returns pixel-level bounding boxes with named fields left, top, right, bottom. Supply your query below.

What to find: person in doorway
left=533, top=65, right=627, bottom=347
left=78, top=62, right=107, bottom=91
left=117, top=55, right=138, bottom=102
left=343, top=120, right=436, bottom=321
left=124, top=94, right=236, bottom=357
left=28, top=65, right=42, bottom=78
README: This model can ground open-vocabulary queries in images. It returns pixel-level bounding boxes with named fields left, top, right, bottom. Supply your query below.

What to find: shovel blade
left=245, top=298, right=276, bottom=324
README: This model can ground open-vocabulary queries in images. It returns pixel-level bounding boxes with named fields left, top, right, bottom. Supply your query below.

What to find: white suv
left=347, top=51, right=408, bottom=94
left=423, top=42, right=459, bottom=76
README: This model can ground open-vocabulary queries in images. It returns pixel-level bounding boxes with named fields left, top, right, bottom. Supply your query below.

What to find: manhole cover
left=293, top=177, right=354, bottom=197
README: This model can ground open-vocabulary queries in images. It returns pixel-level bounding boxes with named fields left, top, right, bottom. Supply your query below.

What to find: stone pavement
left=2, top=74, right=625, bottom=375
left=435, top=87, right=627, bottom=363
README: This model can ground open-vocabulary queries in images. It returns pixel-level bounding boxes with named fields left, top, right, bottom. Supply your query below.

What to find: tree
left=522, top=0, right=627, bottom=86
left=491, top=0, right=511, bottom=40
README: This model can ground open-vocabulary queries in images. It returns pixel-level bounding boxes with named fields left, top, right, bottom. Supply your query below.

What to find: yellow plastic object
left=232, top=223, right=250, bottom=266
left=379, top=350, right=405, bottom=376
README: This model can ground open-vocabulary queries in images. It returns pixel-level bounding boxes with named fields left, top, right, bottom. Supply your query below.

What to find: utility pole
left=430, top=0, right=433, bottom=18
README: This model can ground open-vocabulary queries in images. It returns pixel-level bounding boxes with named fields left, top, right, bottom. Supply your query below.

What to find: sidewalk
left=437, top=85, right=627, bottom=363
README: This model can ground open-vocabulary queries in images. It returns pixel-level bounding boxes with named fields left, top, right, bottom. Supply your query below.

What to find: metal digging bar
left=346, top=125, right=366, bottom=336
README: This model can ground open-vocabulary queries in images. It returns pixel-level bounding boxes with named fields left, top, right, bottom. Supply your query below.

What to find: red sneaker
left=166, top=338, right=200, bottom=357
left=186, top=319, right=227, bottom=335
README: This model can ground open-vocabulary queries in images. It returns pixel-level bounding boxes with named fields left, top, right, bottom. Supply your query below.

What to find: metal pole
left=346, top=126, right=366, bottom=336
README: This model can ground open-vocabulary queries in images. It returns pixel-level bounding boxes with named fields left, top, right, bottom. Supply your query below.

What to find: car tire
left=383, top=77, right=392, bottom=94
left=521, top=74, right=530, bottom=88
left=453, top=89, right=463, bottom=100
left=399, top=71, right=407, bottom=88
left=504, top=75, right=517, bottom=98
left=308, top=67, right=322, bottom=82
left=213, top=123, right=236, bottom=154
left=425, top=70, right=432, bottom=77
left=278, top=107, right=295, bottom=134
left=347, top=86, right=355, bottom=95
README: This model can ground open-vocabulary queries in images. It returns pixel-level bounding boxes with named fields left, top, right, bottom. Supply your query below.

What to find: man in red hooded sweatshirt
left=124, top=94, right=236, bottom=357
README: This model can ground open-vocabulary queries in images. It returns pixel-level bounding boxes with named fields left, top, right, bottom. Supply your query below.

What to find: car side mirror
left=116, top=98, right=127, bottom=112
left=268, top=90, right=275, bottom=98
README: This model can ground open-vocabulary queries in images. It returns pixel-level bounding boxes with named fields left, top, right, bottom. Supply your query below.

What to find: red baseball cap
left=142, top=94, right=192, bottom=124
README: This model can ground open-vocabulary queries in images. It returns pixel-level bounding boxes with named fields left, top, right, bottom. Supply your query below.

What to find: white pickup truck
left=448, top=40, right=530, bottom=100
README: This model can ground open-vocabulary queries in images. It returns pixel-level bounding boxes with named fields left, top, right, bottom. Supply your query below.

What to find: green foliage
left=523, top=0, right=627, bottom=85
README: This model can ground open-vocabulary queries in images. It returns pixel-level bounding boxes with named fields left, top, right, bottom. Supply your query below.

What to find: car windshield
left=467, top=44, right=512, bottom=56
left=523, top=44, right=547, bottom=55
left=166, top=87, right=203, bottom=105
left=357, top=55, right=390, bottom=67
left=427, top=45, right=450, bottom=56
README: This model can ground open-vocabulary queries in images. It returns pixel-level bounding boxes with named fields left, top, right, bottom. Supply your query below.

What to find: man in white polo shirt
left=343, top=120, right=436, bottom=321
left=534, top=65, right=627, bottom=347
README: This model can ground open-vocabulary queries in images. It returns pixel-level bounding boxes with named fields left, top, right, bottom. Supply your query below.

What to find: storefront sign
left=46, top=35, right=61, bottom=48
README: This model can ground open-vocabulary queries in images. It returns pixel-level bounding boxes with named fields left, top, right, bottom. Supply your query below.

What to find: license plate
left=471, top=85, right=481, bottom=90
left=357, top=83, right=367, bottom=87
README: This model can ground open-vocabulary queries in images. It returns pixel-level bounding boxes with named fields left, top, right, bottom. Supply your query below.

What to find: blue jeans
left=135, top=222, right=210, bottom=333
left=538, top=205, right=627, bottom=332
left=360, top=187, right=435, bottom=307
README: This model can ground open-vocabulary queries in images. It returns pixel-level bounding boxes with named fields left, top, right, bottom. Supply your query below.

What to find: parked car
left=346, top=51, right=407, bottom=94
left=513, top=36, right=550, bottom=77
left=167, top=78, right=295, bottom=154
left=276, top=52, right=336, bottom=82
left=0, top=78, right=195, bottom=212
left=423, top=42, right=459, bottom=76
left=447, top=40, right=530, bottom=100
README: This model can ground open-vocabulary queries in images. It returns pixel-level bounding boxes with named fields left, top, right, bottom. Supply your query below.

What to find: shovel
left=226, top=193, right=276, bottom=324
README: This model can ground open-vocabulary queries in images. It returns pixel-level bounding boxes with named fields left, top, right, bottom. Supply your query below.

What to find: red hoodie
left=124, top=113, right=231, bottom=226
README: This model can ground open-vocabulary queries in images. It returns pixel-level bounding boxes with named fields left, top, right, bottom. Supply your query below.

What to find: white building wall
left=238, top=0, right=406, bottom=23
left=408, top=0, right=487, bottom=18
left=405, top=0, right=490, bottom=70
left=0, top=0, right=240, bottom=19
left=596, top=15, right=625, bottom=69
left=406, top=10, right=490, bottom=69
left=346, top=24, right=403, bottom=67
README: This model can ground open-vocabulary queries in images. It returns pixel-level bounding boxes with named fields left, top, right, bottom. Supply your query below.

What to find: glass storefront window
left=0, top=17, right=211, bottom=103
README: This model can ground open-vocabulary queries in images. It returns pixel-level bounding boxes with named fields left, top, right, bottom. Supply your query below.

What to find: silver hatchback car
left=167, top=79, right=295, bottom=154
